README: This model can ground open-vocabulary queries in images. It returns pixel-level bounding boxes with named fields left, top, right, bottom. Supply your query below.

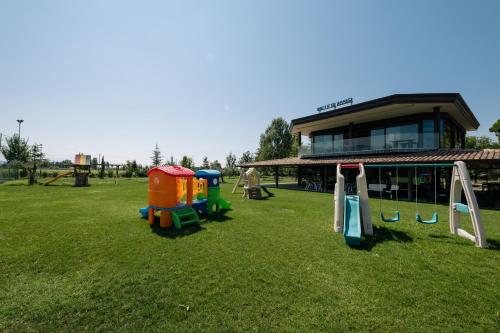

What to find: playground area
left=0, top=177, right=499, bottom=332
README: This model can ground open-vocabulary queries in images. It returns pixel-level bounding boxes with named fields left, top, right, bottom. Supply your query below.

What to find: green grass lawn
left=0, top=178, right=499, bottom=332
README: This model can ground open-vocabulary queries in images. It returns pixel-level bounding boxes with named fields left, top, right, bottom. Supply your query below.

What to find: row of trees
left=1, top=135, right=46, bottom=184
left=465, top=119, right=500, bottom=149
left=147, top=117, right=298, bottom=177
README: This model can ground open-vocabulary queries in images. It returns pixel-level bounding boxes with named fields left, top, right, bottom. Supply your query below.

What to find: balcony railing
left=299, top=133, right=439, bottom=157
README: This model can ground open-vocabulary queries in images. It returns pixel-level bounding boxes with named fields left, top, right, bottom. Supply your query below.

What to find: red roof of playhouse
left=147, top=165, right=195, bottom=177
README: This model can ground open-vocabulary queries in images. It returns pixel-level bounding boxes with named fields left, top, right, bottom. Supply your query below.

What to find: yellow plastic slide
left=43, top=171, right=73, bottom=186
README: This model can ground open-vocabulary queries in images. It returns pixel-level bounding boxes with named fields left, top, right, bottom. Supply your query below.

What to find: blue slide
left=344, top=195, right=362, bottom=246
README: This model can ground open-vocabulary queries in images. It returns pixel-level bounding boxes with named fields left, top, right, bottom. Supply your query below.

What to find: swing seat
left=380, top=211, right=400, bottom=223
left=415, top=212, right=438, bottom=224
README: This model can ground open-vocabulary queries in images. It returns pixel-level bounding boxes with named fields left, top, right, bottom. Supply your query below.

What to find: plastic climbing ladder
left=171, top=207, right=200, bottom=230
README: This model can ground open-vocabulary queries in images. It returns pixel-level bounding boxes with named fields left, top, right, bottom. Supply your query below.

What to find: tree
left=151, top=144, right=163, bottom=166
left=290, top=134, right=299, bottom=157
left=27, top=143, right=44, bottom=185
left=210, top=160, right=222, bottom=171
left=489, top=119, right=500, bottom=143
left=202, top=156, right=210, bottom=168
left=256, top=117, right=293, bottom=161
left=210, top=159, right=224, bottom=182
left=131, top=160, right=138, bottom=173
left=224, top=152, right=237, bottom=176
left=1, top=134, right=30, bottom=178
left=225, top=153, right=237, bottom=169
left=91, top=157, right=98, bottom=170
left=100, top=156, right=105, bottom=178
left=465, top=136, right=499, bottom=149
left=166, top=156, right=176, bottom=166
left=239, top=151, right=254, bottom=165
left=61, top=159, right=72, bottom=167
left=180, top=155, right=193, bottom=169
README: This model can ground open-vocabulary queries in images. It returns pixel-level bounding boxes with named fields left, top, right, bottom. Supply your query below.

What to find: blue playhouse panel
left=139, top=207, right=149, bottom=219
left=196, top=169, right=220, bottom=188
left=192, top=198, right=209, bottom=216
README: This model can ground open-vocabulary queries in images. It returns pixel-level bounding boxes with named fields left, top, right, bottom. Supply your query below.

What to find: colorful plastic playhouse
left=141, top=165, right=202, bottom=229
left=139, top=166, right=232, bottom=229
left=195, top=169, right=231, bottom=214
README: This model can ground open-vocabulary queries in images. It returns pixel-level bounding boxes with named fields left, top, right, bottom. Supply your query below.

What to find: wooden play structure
left=43, top=153, right=91, bottom=186
left=232, top=168, right=274, bottom=199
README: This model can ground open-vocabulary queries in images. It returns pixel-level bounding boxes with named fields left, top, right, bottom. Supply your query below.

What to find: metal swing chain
left=379, top=167, right=382, bottom=213
left=396, top=167, right=399, bottom=211
left=434, top=166, right=437, bottom=211
left=415, top=166, right=418, bottom=214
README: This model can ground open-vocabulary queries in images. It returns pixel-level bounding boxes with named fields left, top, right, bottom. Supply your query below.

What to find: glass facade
left=441, top=120, right=452, bottom=148
left=370, top=128, right=385, bottom=150
left=385, top=124, right=418, bottom=149
left=299, top=117, right=464, bottom=157
left=333, top=134, right=344, bottom=152
left=313, top=134, right=332, bottom=154
left=422, top=120, right=435, bottom=148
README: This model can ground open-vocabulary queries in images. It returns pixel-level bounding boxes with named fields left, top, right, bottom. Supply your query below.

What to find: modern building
left=240, top=93, right=500, bottom=208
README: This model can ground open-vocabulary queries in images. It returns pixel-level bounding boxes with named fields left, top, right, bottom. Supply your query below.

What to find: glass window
left=386, top=124, right=418, bottom=149
left=441, top=120, right=451, bottom=148
left=333, top=133, right=344, bottom=152
left=455, top=128, right=463, bottom=148
left=313, top=134, right=332, bottom=154
left=371, top=128, right=385, bottom=150
left=422, top=120, right=435, bottom=148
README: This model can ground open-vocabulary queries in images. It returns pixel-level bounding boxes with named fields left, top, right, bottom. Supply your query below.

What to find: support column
left=439, top=167, right=443, bottom=202
left=348, top=123, right=354, bottom=139
left=408, top=167, right=413, bottom=200
left=275, top=167, right=279, bottom=188
left=450, top=123, right=456, bottom=148
left=322, top=166, right=328, bottom=192
left=297, top=166, right=302, bottom=187
left=433, top=106, right=441, bottom=148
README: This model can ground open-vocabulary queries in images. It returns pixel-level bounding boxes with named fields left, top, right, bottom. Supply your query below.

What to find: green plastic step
left=171, top=208, right=200, bottom=230
left=175, top=208, right=198, bottom=218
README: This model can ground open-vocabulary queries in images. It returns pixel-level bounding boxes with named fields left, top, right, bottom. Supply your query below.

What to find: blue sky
left=1, top=0, right=499, bottom=165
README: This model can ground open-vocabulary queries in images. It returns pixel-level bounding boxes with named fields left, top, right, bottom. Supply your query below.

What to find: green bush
left=123, top=170, right=133, bottom=178
left=52, top=171, right=59, bottom=178
left=19, top=169, right=28, bottom=178
left=42, top=171, right=48, bottom=178
left=108, top=170, right=115, bottom=178
left=136, top=168, right=147, bottom=177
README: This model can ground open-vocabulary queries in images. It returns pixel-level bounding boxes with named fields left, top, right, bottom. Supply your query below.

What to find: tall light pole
left=16, top=119, right=24, bottom=138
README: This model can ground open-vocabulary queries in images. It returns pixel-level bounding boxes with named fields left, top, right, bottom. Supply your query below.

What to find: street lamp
left=16, top=119, right=24, bottom=138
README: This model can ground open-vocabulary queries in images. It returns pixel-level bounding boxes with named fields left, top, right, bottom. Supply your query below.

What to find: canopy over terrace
left=238, top=149, right=500, bottom=200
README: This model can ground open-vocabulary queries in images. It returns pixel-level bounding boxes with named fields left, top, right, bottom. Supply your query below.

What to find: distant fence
left=0, top=165, right=16, bottom=184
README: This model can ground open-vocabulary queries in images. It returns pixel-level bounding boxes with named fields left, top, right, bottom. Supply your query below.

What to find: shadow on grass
left=149, top=218, right=205, bottom=239
left=206, top=211, right=233, bottom=223
left=354, top=225, right=413, bottom=251
left=486, top=239, right=500, bottom=250
left=427, top=234, right=500, bottom=250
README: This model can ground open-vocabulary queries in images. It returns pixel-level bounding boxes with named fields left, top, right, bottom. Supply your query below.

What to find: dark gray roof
left=291, top=93, right=479, bottom=128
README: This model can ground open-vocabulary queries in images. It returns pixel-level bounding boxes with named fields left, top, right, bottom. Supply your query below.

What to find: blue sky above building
left=1, top=0, right=499, bottom=164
